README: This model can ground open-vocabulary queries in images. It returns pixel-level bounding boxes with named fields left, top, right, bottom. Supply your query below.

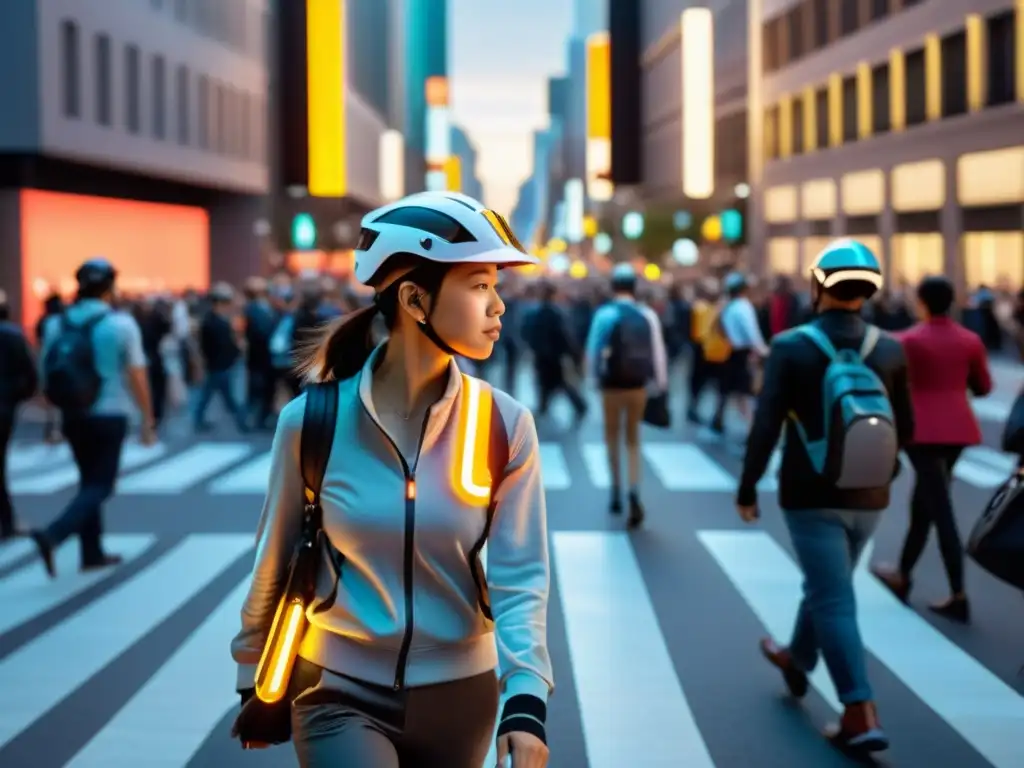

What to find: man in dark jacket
left=0, top=289, right=38, bottom=537
left=735, top=240, right=914, bottom=756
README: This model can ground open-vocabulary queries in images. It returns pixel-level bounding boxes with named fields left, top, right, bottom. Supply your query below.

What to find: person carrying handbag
left=230, top=192, right=553, bottom=768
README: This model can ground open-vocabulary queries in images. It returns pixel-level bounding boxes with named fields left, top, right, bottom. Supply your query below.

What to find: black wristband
left=496, top=694, right=547, bottom=744
left=239, top=688, right=256, bottom=708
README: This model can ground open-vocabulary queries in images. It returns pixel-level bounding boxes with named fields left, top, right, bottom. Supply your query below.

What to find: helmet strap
left=415, top=318, right=460, bottom=356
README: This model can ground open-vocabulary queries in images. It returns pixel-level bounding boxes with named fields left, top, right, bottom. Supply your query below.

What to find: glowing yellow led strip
left=453, top=374, right=493, bottom=506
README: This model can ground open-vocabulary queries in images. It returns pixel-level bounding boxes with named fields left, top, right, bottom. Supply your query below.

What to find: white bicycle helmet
left=353, top=191, right=539, bottom=286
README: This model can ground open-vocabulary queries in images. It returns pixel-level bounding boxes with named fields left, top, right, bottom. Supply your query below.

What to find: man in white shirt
left=710, top=271, right=768, bottom=435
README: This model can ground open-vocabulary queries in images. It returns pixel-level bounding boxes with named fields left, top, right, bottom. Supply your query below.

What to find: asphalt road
left=1, top=359, right=1023, bottom=768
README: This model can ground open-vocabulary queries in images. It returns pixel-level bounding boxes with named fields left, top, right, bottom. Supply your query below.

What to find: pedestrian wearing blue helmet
left=735, top=238, right=915, bottom=755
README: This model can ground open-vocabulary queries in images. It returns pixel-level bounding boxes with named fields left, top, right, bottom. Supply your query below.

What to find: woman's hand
left=496, top=731, right=549, bottom=767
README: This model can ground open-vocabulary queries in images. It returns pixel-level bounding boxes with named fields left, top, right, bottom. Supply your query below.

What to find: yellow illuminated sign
left=643, top=263, right=661, bottom=281
left=306, top=0, right=346, bottom=197
left=569, top=260, right=588, bottom=279
left=445, top=155, right=462, bottom=192
left=548, top=237, right=567, bottom=253
left=586, top=33, right=610, bottom=140
left=452, top=374, right=494, bottom=507
left=583, top=215, right=598, bottom=238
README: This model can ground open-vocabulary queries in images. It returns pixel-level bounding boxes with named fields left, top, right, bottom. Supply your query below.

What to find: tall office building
left=638, top=1, right=748, bottom=214
left=274, top=0, right=393, bottom=258
left=0, top=0, right=271, bottom=330
left=750, top=0, right=1022, bottom=293
left=404, top=0, right=447, bottom=193
left=450, top=125, right=483, bottom=201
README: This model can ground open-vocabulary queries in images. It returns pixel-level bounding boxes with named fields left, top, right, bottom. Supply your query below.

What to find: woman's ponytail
left=294, top=304, right=379, bottom=383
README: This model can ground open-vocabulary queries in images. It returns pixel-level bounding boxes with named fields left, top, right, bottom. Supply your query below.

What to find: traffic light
left=291, top=213, right=317, bottom=250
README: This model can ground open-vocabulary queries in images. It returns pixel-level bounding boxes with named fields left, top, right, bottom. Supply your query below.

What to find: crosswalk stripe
left=0, top=534, right=253, bottom=749
left=699, top=530, right=1024, bottom=768
left=9, top=442, right=170, bottom=495
left=7, top=443, right=71, bottom=475
left=553, top=532, right=716, bottom=767
left=642, top=443, right=735, bottom=491
left=65, top=578, right=251, bottom=767
left=580, top=443, right=611, bottom=489
left=539, top=443, right=571, bottom=490
left=0, top=535, right=155, bottom=637
left=9, top=437, right=1024, bottom=498
left=118, top=444, right=252, bottom=494
left=208, top=451, right=273, bottom=495
left=0, top=539, right=36, bottom=570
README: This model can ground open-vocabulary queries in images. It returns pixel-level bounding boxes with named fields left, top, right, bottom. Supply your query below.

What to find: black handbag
left=643, top=392, right=671, bottom=429
left=232, top=381, right=339, bottom=747
left=967, top=465, right=1024, bottom=592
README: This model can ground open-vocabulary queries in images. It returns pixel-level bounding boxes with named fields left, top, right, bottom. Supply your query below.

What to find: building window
left=240, top=92, right=250, bottom=157
left=814, top=87, right=829, bottom=149
left=792, top=97, right=805, bottom=154
left=871, top=62, right=890, bottom=133
left=842, top=75, right=858, bottom=142
left=197, top=75, right=209, bottom=148
left=839, top=0, right=859, bottom=37
left=151, top=55, right=166, bottom=139
left=787, top=8, right=803, bottom=61
left=60, top=20, right=81, bottom=118
left=869, top=0, right=888, bottom=22
left=94, top=34, right=112, bottom=126
left=987, top=11, right=1016, bottom=107
left=764, top=104, right=779, bottom=160
left=941, top=30, right=967, bottom=118
left=125, top=45, right=141, bottom=133
left=904, top=48, right=927, bottom=126
left=211, top=81, right=222, bottom=152
left=763, top=19, right=779, bottom=72
left=176, top=65, right=190, bottom=144
left=813, top=0, right=829, bottom=48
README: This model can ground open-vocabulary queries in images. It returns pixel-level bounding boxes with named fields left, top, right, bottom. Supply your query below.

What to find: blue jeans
left=784, top=508, right=881, bottom=705
left=193, top=368, right=246, bottom=430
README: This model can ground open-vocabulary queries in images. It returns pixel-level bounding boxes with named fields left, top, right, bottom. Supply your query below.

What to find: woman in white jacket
left=231, top=192, right=553, bottom=768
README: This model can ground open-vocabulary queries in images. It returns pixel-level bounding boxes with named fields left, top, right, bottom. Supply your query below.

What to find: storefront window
left=962, top=232, right=1024, bottom=290
left=891, top=233, right=943, bottom=287
left=768, top=237, right=799, bottom=274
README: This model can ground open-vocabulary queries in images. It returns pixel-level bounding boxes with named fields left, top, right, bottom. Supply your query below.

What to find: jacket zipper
left=360, top=400, right=431, bottom=690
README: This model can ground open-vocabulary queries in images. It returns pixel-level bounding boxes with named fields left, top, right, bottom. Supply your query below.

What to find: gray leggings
left=291, top=660, right=499, bottom=767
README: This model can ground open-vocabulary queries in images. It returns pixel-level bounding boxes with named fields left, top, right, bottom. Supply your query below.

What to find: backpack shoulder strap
left=300, top=381, right=340, bottom=509
left=859, top=325, right=881, bottom=359
left=795, top=324, right=838, bottom=360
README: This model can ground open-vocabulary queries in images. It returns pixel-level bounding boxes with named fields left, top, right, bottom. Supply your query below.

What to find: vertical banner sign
left=681, top=9, right=714, bottom=199
left=425, top=76, right=451, bottom=191
left=306, top=0, right=347, bottom=197
left=445, top=155, right=462, bottom=192
left=379, top=129, right=405, bottom=201
left=564, top=179, right=585, bottom=244
left=586, top=32, right=613, bottom=202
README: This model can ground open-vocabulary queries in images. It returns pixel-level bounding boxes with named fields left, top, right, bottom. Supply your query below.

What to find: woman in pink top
left=872, top=276, right=992, bottom=623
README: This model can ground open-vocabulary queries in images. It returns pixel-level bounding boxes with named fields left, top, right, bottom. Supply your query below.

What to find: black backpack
left=42, top=314, right=106, bottom=411
left=602, top=305, right=655, bottom=389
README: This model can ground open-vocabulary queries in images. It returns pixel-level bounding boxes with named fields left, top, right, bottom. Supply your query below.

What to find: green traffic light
left=292, top=213, right=316, bottom=250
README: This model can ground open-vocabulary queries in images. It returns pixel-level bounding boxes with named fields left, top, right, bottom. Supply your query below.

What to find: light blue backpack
left=790, top=324, right=899, bottom=489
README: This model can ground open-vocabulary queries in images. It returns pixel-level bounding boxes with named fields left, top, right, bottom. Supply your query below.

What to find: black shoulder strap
left=300, top=381, right=340, bottom=507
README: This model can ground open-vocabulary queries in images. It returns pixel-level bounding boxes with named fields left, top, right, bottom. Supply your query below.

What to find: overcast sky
left=448, top=0, right=573, bottom=215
